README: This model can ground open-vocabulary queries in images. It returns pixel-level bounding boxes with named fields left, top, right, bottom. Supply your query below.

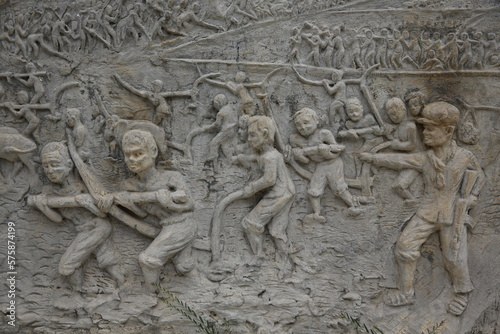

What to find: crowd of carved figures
left=0, top=2, right=497, bottom=326
left=0, top=0, right=356, bottom=58
left=290, top=21, right=500, bottom=70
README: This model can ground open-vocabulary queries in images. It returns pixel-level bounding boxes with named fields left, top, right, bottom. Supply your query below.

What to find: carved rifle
left=451, top=169, right=479, bottom=262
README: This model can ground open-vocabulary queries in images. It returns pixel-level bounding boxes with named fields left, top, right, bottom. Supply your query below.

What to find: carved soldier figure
left=29, top=142, right=124, bottom=292
left=99, top=129, right=196, bottom=293
left=290, top=107, right=364, bottom=221
left=360, top=102, right=485, bottom=316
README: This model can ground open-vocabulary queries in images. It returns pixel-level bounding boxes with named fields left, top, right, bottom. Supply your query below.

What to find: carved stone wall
left=0, top=1, right=499, bottom=333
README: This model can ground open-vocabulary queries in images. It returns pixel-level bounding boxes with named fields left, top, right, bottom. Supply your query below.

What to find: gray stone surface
left=0, top=1, right=499, bottom=333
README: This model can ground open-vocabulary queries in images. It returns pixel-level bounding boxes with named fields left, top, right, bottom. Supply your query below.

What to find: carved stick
left=66, top=129, right=160, bottom=238
left=210, top=189, right=244, bottom=261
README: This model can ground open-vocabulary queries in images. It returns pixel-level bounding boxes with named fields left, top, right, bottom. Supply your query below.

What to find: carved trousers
left=139, top=216, right=196, bottom=270
left=395, top=215, right=473, bottom=294
left=59, top=218, right=119, bottom=276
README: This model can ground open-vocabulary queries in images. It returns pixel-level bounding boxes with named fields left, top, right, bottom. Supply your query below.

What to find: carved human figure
left=232, top=116, right=296, bottom=264
left=404, top=89, right=426, bottom=118
left=203, top=71, right=265, bottom=116
left=113, top=74, right=192, bottom=135
left=185, top=94, right=238, bottom=163
left=290, top=108, right=364, bottom=221
left=375, top=98, right=420, bottom=201
left=65, top=108, right=91, bottom=161
left=99, top=130, right=196, bottom=293
left=29, top=142, right=124, bottom=292
left=15, top=62, right=45, bottom=104
left=4, top=90, right=41, bottom=143
left=338, top=97, right=383, bottom=195
left=359, top=102, right=485, bottom=316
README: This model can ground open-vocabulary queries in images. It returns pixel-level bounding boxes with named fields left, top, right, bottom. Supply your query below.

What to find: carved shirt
left=371, top=141, right=484, bottom=225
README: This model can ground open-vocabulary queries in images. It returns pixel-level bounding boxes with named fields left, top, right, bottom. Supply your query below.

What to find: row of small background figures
left=290, top=21, right=500, bottom=70
left=0, top=0, right=356, bottom=58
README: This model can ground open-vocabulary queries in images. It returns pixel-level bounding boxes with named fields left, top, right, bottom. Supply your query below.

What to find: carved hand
left=95, top=194, right=114, bottom=213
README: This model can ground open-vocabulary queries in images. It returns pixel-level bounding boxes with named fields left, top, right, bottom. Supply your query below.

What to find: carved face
left=386, top=103, right=406, bottom=124
left=123, top=143, right=155, bottom=174
left=346, top=101, right=363, bottom=122
left=247, top=122, right=267, bottom=151
left=422, top=124, right=452, bottom=147
left=294, top=113, right=318, bottom=137
left=42, top=153, right=72, bottom=184
left=407, top=97, right=423, bottom=117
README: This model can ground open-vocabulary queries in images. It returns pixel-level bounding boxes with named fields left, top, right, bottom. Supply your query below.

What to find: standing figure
left=232, top=116, right=296, bottom=266
left=290, top=108, right=364, bottom=221
left=29, top=142, right=124, bottom=292
left=65, top=108, right=91, bottom=161
left=98, top=130, right=196, bottom=293
left=338, top=97, right=383, bottom=196
left=185, top=94, right=238, bottom=163
left=360, top=102, right=484, bottom=316
left=376, top=98, right=420, bottom=201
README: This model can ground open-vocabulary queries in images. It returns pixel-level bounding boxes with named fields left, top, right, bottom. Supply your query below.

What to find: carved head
left=151, top=80, right=164, bottom=93
left=404, top=89, right=425, bottom=117
left=26, top=62, right=36, bottom=72
left=234, top=71, right=247, bottom=83
left=418, top=102, right=459, bottom=147
left=247, top=116, right=275, bottom=151
left=294, top=107, right=319, bottom=137
left=213, top=94, right=228, bottom=110
left=41, top=142, right=73, bottom=184
left=345, top=97, right=364, bottom=122
left=65, top=108, right=81, bottom=128
left=385, top=97, right=407, bottom=124
left=122, top=129, right=158, bottom=174
left=17, top=90, right=29, bottom=105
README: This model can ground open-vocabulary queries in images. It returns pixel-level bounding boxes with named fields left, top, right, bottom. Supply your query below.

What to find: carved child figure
left=380, top=97, right=420, bottom=201
left=290, top=107, right=363, bottom=221
left=29, top=142, right=124, bottom=292
left=65, top=108, right=91, bottom=161
left=99, top=129, right=196, bottom=293
left=360, top=102, right=484, bottom=316
left=232, top=116, right=296, bottom=264
left=4, top=90, right=40, bottom=143
left=338, top=97, right=383, bottom=195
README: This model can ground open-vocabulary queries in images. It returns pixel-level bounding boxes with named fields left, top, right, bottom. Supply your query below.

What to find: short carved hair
left=294, top=107, right=318, bottom=121
left=122, top=129, right=157, bottom=152
left=248, top=116, right=276, bottom=144
left=41, top=142, right=71, bottom=161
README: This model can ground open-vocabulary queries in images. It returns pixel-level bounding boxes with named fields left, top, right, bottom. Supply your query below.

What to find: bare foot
left=448, top=293, right=469, bottom=316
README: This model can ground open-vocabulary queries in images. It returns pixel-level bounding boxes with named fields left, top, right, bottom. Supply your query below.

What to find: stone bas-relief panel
left=0, top=0, right=499, bottom=333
